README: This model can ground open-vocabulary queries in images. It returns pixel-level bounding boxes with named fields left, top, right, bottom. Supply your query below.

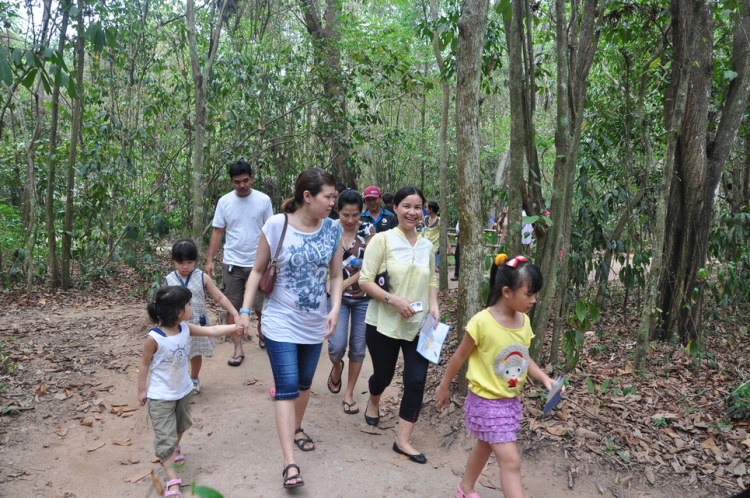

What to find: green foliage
left=191, top=483, right=224, bottom=498
left=0, top=204, right=25, bottom=287
left=563, top=300, right=600, bottom=369
left=708, top=209, right=750, bottom=305
left=727, top=383, right=750, bottom=420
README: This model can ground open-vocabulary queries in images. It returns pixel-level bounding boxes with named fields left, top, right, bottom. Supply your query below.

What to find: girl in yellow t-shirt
left=436, top=254, right=557, bottom=498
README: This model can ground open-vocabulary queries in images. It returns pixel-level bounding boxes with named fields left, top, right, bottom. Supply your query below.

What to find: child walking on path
left=436, top=254, right=557, bottom=498
left=138, top=286, right=241, bottom=498
left=165, top=238, right=243, bottom=395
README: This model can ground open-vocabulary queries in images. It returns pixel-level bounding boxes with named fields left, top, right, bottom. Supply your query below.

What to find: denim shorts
left=327, top=296, right=369, bottom=363
left=265, top=337, right=323, bottom=401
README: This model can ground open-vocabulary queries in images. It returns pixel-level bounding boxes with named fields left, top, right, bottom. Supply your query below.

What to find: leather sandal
left=294, top=428, right=315, bottom=451
left=282, top=463, right=304, bottom=488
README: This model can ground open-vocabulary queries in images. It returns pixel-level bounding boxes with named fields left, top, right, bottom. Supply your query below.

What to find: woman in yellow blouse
left=359, top=186, right=439, bottom=465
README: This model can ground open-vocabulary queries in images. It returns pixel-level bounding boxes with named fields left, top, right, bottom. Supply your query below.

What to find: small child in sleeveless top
left=165, top=238, right=243, bottom=395
left=436, top=254, right=559, bottom=498
left=138, top=285, right=241, bottom=498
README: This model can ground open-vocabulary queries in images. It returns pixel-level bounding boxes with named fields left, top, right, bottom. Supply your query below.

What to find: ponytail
left=148, top=286, right=192, bottom=327
left=282, top=197, right=298, bottom=213
left=284, top=168, right=335, bottom=214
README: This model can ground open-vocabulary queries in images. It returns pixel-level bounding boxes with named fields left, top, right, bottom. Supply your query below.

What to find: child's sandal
left=173, top=445, right=185, bottom=464
left=165, top=478, right=182, bottom=497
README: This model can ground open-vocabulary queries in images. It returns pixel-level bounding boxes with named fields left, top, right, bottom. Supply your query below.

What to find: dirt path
left=0, top=292, right=725, bottom=498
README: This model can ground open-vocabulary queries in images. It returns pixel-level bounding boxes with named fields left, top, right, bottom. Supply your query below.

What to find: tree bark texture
left=299, top=0, right=355, bottom=188
left=655, top=0, right=750, bottom=344
left=429, top=0, right=452, bottom=291
left=45, top=0, right=71, bottom=289
left=530, top=0, right=604, bottom=362
left=62, top=0, right=85, bottom=290
left=455, top=0, right=490, bottom=392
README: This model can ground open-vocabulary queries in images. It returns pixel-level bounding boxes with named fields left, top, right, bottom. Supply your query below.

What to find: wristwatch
left=239, top=308, right=253, bottom=315
left=384, top=293, right=391, bottom=304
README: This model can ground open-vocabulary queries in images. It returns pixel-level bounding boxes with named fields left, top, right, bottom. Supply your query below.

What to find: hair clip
left=505, top=256, right=528, bottom=268
left=495, top=253, right=508, bottom=266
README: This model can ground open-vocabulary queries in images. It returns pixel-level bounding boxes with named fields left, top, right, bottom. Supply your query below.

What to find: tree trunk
left=455, top=0, right=490, bottom=393
left=503, top=0, right=525, bottom=257
left=187, top=0, right=228, bottom=244
left=45, top=0, right=71, bottom=289
left=530, top=0, right=604, bottom=361
left=62, top=0, right=85, bottom=290
left=299, top=0, right=354, bottom=187
left=428, top=0, right=452, bottom=291
left=654, top=0, right=750, bottom=345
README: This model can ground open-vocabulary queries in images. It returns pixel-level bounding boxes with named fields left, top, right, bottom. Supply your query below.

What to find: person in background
left=382, top=191, right=395, bottom=214
left=422, top=201, right=441, bottom=267
left=326, top=189, right=376, bottom=414
left=329, top=183, right=347, bottom=220
left=206, top=160, right=273, bottom=363
left=361, top=185, right=398, bottom=233
left=451, top=221, right=460, bottom=281
left=359, top=186, right=439, bottom=465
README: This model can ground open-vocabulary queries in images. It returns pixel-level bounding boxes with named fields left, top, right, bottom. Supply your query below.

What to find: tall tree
left=299, top=0, right=355, bottom=187
left=45, top=0, right=71, bottom=288
left=654, top=0, right=750, bottom=345
left=186, top=0, right=228, bottom=243
left=454, top=0, right=490, bottom=392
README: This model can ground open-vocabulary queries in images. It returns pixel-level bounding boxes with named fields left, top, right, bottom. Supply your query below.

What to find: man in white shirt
left=206, top=161, right=274, bottom=366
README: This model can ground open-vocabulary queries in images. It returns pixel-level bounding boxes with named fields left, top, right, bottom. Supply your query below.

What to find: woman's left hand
left=323, top=310, right=338, bottom=339
left=429, top=306, right=440, bottom=328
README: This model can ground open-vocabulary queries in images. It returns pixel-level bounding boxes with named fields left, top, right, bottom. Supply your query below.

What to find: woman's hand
left=435, top=384, right=450, bottom=412
left=323, top=310, right=339, bottom=339
left=237, top=312, right=251, bottom=334
left=429, top=306, right=440, bottom=328
left=388, top=295, right=416, bottom=319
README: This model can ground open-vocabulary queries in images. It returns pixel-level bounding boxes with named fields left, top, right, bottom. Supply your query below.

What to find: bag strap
left=270, top=214, right=288, bottom=265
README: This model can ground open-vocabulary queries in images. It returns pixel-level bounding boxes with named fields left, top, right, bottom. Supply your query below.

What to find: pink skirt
left=464, top=391, right=521, bottom=444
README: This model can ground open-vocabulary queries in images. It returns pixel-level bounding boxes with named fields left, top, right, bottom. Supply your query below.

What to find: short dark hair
left=147, top=286, right=192, bottom=327
left=427, top=201, right=439, bottom=215
left=336, top=183, right=347, bottom=194
left=486, top=256, right=543, bottom=307
left=393, top=186, right=426, bottom=207
left=228, top=160, right=253, bottom=179
left=338, top=189, right=364, bottom=211
left=382, top=192, right=394, bottom=205
left=171, top=238, right=198, bottom=262
left=282, top=168, right=336, bottom=213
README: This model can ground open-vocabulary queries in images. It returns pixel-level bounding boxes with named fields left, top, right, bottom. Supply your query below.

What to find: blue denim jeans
left=327, top=296, right=370, bottom=363
left=264, top=337, right=323, bottom=401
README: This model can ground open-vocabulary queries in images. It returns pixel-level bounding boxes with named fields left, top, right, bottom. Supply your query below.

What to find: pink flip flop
left=173, top=445, right=184, bottom=464
left=456, top=482, right=481, bottom=498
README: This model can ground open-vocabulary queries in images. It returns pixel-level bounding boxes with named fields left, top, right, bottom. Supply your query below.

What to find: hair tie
left=495, top=253, right=509, bottom=266
left=505, top=256, right=528, bottom=268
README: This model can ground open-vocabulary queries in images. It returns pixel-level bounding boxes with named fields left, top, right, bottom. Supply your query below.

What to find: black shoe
left=364, top=401, right=380, bottom=426
left=450, top=275, right=459, bottom=281
left=392, top=442, right=427, bottom=464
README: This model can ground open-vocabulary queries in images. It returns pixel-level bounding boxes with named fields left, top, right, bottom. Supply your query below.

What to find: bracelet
left=384, top=293, right=391, bottom=304
left=239, top=308, right=253, bottom=315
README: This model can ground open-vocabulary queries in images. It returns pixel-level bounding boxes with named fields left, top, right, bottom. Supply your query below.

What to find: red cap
left=363, top=186, right=382, bottom=199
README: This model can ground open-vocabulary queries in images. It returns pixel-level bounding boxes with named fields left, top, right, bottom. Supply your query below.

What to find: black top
left=360, top=209, right=397, bottom=233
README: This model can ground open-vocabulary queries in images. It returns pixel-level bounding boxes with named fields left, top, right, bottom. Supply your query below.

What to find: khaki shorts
left=220, top=263, right=266, bottom=313
left=148, top=393, right=193, bottom=461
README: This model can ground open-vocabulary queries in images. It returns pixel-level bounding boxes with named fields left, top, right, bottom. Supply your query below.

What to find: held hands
left=237, top=312, right=251, bottom=335
left=233, top=315, right=247, bottom=337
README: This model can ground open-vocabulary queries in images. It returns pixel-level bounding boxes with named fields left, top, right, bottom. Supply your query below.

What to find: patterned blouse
left=341, top=221, right=375, bottom=298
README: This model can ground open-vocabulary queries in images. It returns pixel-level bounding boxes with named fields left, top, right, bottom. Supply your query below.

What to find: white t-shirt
left=146, top=324, right=193, bottom=401
left=261, top=214, right=343, bottom=344
left=212, top=190, right=273, bottom=267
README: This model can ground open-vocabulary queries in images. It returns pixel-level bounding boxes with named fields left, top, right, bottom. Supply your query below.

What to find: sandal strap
left=294, top=427, right=305, bottom=435
left=166, top=479, right=182, bottom=487
left=282, top=463, right=300, bottom=477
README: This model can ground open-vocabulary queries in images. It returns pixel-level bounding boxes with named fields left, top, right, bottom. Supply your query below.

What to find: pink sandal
left=173, top=445, right=185, bottom=464
left=165, top=478, right=182, bottom=497
left=456, top=482, right=481, bottom=498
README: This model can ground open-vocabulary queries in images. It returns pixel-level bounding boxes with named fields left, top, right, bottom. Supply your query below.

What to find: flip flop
left=227, top=355, right=245, bottom=367
left=294, top=428, right=315, bottom=451
left=342, top=400, right=359, bottom=414
left=327, top=360, right=343, bottom=394
left=258, top=335, right=266, bottom=349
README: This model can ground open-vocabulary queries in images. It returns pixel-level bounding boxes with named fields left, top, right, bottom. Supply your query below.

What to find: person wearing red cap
left=361, top=185, right=397, bottom=233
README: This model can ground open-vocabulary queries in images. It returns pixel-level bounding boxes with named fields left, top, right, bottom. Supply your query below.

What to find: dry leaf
left=124, top=468, right=153, bottom=483
left=35, top=384, right=47, bottom=395
left=545, top=425, right=570, bottom=436
left=644, top=467, right=655, bottom=485
left=120, top=458, right=140, bottom=465
left=111, top=407, right=124, bottom=416
left=80, top=418, right=93, bottom=427
left=112, top=440, right=132, bottom=446
left=93, top=413, right=103, bottom=421
left=150, top=468, right=164, bottom=494
left=243, top=378, right=259, bottom=385
left=87, top=442, right=105, bottom=452
left=55, top=428, right=68, bottom=437
left=740, top=439, right=750, bottom=449
left=575, top=428, right=598, bottom=439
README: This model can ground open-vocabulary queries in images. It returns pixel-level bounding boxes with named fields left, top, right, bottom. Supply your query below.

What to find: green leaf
left=575, top=300, right=587, bottom=323
left=191, top=485, right=224, bottom=498
left=724, top=70, right=738, bottom=81
left=586, top=377, right=596, bottom=394
left=21, top=68, right=37, bottom=89
left=616, top=450, right=630, bottom=463
left=0, top=48, right=12, bottom=86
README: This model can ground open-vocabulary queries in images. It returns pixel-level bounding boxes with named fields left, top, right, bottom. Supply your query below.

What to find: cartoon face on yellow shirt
left=492, top=344, right=530, bottom=390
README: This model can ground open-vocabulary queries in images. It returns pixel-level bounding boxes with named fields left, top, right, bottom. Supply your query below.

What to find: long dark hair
left=393, top=186, right=427, bottom=207
left=282, top=168, right=336, bottom=213
left=147, top=286, right=192, bottom=327
left=486, top=255, right=543, bottom=307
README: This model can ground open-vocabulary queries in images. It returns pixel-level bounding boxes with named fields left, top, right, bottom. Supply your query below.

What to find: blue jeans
left=264, top=337, right=323, bottom=401
left=328, top=296, right=370, bottom=363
